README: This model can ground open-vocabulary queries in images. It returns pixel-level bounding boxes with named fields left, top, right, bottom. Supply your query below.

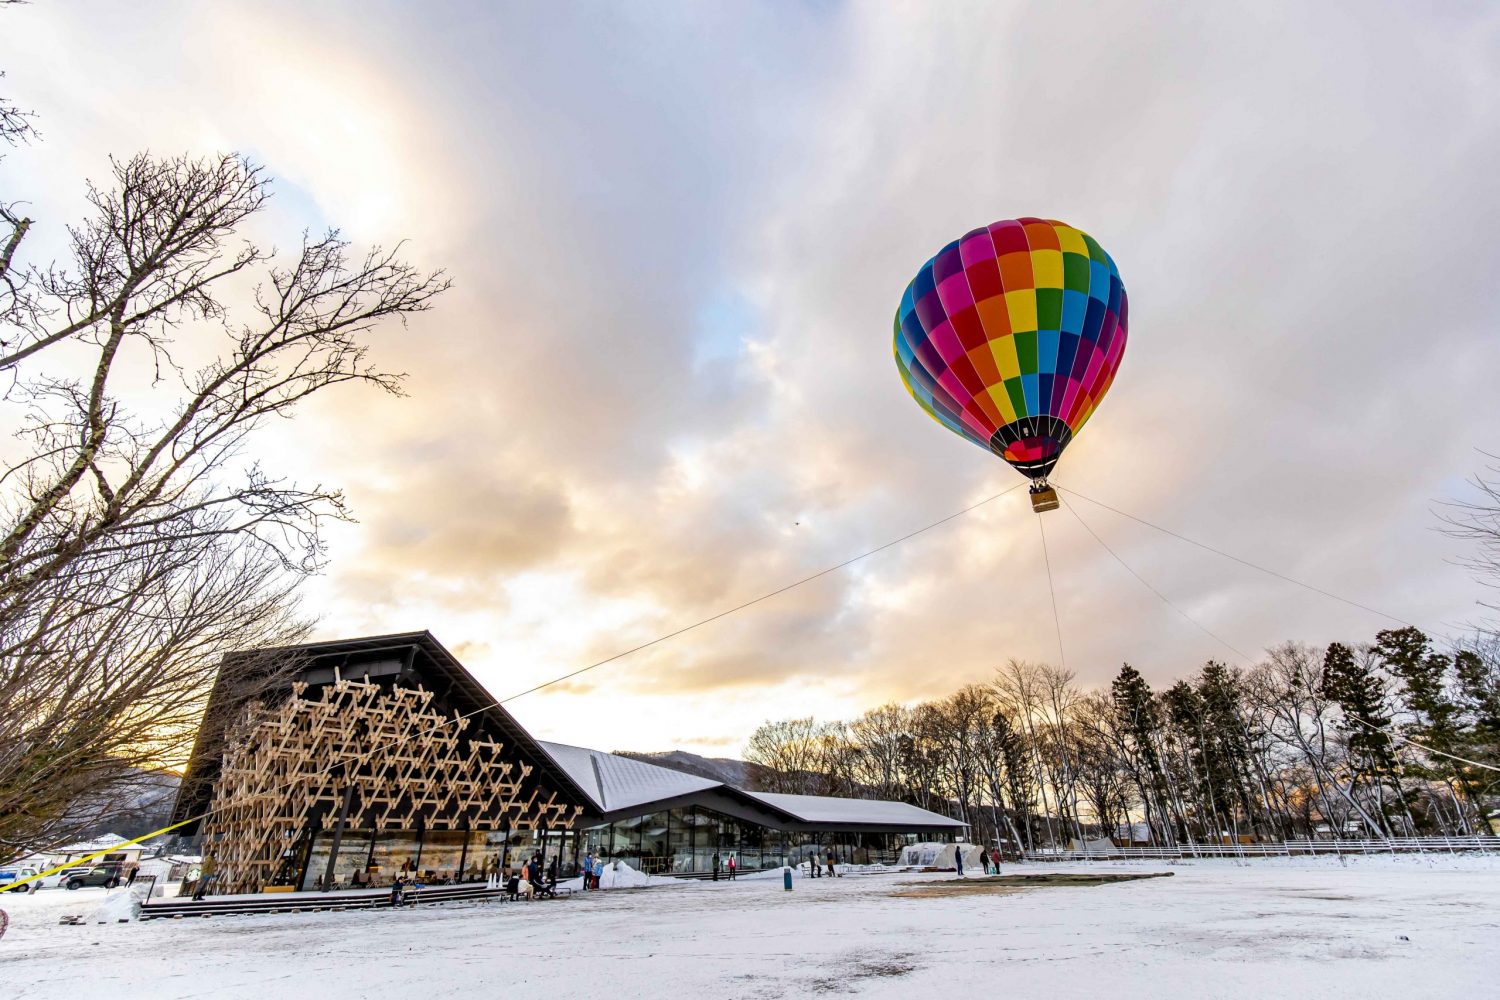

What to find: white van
left=0, top=866, right=39, bottom=893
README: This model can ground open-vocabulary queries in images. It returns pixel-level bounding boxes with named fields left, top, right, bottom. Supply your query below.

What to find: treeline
left=744, top=627, right=1499, bottom=848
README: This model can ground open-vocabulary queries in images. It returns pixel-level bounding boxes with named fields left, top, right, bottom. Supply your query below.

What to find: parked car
left=0, top=867, right=39, bottom=892
left=38, top=867, right=92, bottom=890
left=64, top=865, right=122, bottom=890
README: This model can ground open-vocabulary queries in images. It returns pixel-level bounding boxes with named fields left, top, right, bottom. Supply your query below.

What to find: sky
left=4, top=1, right=1499, bottom=757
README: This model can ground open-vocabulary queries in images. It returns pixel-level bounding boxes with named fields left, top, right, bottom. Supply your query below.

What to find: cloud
left=6, top=0, right=1498, bottom=755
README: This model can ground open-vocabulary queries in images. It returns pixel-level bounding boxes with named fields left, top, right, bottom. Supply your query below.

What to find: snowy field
left=1, top=855, right=1496, bottom=999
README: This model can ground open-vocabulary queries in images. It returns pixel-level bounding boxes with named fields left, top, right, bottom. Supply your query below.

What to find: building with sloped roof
left=172, top=633, right=962, bottom=891
left=537, top=741, right=963, bottom=875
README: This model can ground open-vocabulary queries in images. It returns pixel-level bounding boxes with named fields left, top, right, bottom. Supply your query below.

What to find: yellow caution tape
left=4, top=817, right=196, bottom=895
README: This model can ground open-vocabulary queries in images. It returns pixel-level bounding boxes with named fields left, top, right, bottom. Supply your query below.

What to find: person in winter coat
left=954, top=846, right=965, bottom=877
left=991, top=848, right=1002, bottom=874
left=727, top=856, right=737, bottom=880
left=826, top=850, right=838, bottom=877
left=192, top=858, right=216, bottom=900
left=592, top=856, right=604, bottom=889
left=582, top=853, right=594, bottom=890
left=712, top=852, right=720, bottom=882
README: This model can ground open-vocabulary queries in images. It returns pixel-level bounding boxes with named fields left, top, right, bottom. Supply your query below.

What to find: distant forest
left=742, top=629, right=1499, bottom=848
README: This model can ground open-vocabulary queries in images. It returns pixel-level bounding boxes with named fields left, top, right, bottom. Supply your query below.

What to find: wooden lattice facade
left=175, top=633, right=590, bottom=895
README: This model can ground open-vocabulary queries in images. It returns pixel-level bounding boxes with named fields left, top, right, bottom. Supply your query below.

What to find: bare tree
left=1440, top=455, right=1500, bottom=616
left=847, top=703, right=912, bottom=801
left=926, top=685, right=992, bottom=830
left=743, top=717, right=834, bottom=794
left=0, top=139, right=446, bottom=857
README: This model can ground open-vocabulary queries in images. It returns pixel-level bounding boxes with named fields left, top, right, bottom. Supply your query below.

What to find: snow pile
left=90, top=888, right=144, bottom=923
left=598, top=859, right=652, bottom=889
left=560, top=859, right=669, bottom=892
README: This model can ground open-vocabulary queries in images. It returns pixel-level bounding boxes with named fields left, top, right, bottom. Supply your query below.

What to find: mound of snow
left=91, top=888, right=144, bottom=924
left=560, top=859, right=669, bottom=892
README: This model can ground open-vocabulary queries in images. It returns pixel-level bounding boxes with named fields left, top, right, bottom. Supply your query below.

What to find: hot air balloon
left=894, top=217, right=1128, bottom=512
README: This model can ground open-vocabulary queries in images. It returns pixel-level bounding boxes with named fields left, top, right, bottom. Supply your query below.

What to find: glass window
left=667, top=809, right=695, bottom=874
left=418, top=830, right=468, bottom=883
left=300, top=828, right=374, bottom=891
left=638, top=811, right=670, bottom=874
left=504, top=828, right=542, bottom=874
left=737, top=821, right=762, bottom=871
left=368, top=830, right=422, bottom=885
left=608, top=817, right=642, bottom=861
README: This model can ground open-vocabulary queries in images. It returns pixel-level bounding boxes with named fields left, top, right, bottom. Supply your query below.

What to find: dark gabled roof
left=171, top=631, right=593, bottom=831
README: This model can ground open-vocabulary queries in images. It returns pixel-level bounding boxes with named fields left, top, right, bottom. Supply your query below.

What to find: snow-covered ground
left=1, top=856, right=1495, bottom=999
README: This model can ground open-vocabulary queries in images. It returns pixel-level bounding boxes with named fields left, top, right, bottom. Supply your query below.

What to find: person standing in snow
left=954, top=846, right=965, bottom=877
left=727, top=855, right=736, bottom=880
left=712, top=852, right=720, bottom=882
left=192, top=858, right=216, bottom=900
left=582, top=852, right=594, bottom=890
left=826, top=850, right=838, bottom=877
left=991, top=847, right=1002, bottom=874
left=592, top=855, right=604, bottom=889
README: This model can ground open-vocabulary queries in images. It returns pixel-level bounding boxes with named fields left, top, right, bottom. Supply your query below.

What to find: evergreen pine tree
left=1110, top=664, right=1174, bottom=843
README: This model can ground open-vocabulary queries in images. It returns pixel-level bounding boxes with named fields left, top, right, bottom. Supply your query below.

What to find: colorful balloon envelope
left=894, top=217, right=1128, bottom=490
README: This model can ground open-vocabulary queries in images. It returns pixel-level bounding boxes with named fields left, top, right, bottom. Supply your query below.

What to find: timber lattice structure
left=202, top=677, right=579, bottom=894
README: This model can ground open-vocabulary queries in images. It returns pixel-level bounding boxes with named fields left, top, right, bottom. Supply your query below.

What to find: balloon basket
left=1029, top=485, right=1059, bottom=513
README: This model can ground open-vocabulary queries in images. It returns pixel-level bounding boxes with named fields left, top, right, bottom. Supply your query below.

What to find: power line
left=1057, top=485, right=1418, bottom=629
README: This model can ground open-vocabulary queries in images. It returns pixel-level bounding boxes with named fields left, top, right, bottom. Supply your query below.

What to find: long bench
left=138, top=882, right=509, bottom=920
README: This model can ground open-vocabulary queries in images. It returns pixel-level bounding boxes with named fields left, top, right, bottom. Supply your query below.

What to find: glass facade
left=292, top=808, right=949, bottom=889
left=576, top=805, right=945, bottom=875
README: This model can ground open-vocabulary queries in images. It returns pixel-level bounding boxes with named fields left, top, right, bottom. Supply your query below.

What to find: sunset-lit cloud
left=5, top=0, right=1498, bottom=755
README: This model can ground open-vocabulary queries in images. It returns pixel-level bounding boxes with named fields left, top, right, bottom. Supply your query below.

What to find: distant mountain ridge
left=612, top=749, right=771, bottom=791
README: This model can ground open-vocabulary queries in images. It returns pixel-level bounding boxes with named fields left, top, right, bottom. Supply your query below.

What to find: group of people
left=501, top=852, right=559, bottom=901
left=806, top=849, right=842, bottom=878
left=579, top=853, right=607, bottom=890
left=709, top=852, right=738, bottom=881
left=956, top=847, right=1004, bottom=877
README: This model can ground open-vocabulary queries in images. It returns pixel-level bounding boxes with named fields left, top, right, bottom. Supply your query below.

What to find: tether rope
left=1056, top=489, right=1495, bottom=774
left=1061, top=495, right=1254, bottom=664
left=1057, top=485, right=1418, bottom=628
left=1037, top=508, right=1066, bottom=670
